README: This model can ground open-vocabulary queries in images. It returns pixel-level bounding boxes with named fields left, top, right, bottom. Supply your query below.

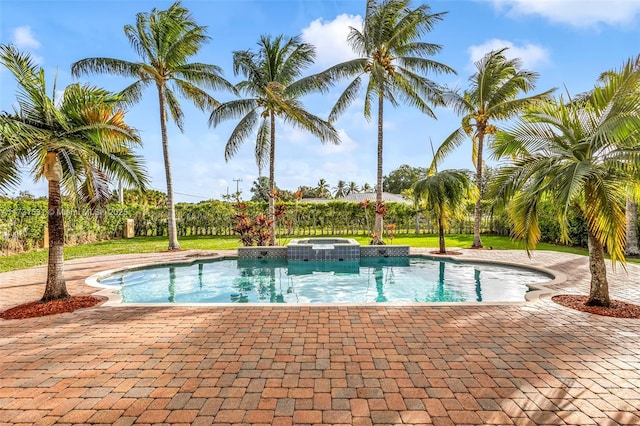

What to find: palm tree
left=322, top=0, right=454, bottom=244
left=490, top=55, right=640, bottom=307
left=333, top=180, right=347, bottom=198
left=626, top=197, right=639, bottom=256
left=0, top=45, right=148, bottom=301
left=316, top=178, right=331, bottom=198
left=413, top=169, right=477, bottom=254
left=210, top=34, right=340, bottom=245
left=362, top=183, right=374, bottom=193
left=71, top=1, right=233, bottom=251
left=430, top=48, right=554, bottom=248
left=347, top=181, right=360, bottom=195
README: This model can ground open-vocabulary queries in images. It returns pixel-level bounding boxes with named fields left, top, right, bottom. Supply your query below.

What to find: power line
left=150, top=187, right=212, bottom=200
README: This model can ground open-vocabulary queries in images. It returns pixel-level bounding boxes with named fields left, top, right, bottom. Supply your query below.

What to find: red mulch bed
left=2, top=294, right=638, bottom=320
left=0, top=295, right=105, bottom=320
left=552, top=294, right=640, bottom=319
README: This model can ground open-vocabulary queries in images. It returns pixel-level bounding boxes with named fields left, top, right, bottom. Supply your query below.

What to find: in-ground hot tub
left=287, top=237, right=360, bottom=261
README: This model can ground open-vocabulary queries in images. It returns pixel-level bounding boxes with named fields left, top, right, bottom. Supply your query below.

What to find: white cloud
left=8, top=26, right=43, bottom=64
left=488, top=0, right=640, bottom=27
left=12, top=26, right=41, bottom=49
left=301, top=13, right=363, bottom=70
left=467, top=39, right=550, bottom=70
left=314, top=129, right=358, bottom=155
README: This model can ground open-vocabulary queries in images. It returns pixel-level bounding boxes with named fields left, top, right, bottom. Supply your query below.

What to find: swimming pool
left=94, top=256, right=553, bottom=304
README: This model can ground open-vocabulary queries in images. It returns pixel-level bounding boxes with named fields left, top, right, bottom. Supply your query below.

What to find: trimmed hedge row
left=0, top=200, right=136, bottom=253
left=1, top=198, right=619, bottom=254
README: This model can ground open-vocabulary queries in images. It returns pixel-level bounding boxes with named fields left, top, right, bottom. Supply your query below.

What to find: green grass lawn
left=0, top=233, right=597, bottom=273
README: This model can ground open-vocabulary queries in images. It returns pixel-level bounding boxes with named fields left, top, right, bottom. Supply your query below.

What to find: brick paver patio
left=1, top=249, right=639, bottom=425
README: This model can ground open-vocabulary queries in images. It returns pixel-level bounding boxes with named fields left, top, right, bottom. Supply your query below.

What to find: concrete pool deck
left=1, top=248, right=639, bottom=425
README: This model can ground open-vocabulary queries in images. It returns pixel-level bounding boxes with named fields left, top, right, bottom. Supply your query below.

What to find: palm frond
left=428, top=127, right=467, bottom=174
left=163, top=87, right=185, bottom=131
left=174, top=62, right=236, bottom=94
left=224, top=109, right=259, bottom=161
left=71, top=58, right=143, bottom=79
left=281, top=105, right=341, bottom=145
left=209, top=98, right=259, bottom=127
left=329, top=76, right=362, bottom=122
left=254, top=117, right=270, bottom=171
left=172, top=78, right=221, bottom=112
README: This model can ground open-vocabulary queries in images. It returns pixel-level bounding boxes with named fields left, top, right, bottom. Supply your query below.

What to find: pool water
left=97, top=257, right=552, bottom=304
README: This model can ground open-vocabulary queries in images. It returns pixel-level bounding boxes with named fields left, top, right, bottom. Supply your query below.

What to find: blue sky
left=1, top=0, right=639, bottom=202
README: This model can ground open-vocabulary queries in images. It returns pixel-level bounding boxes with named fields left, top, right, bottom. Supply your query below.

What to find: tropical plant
left=362, top=183, right=374, bottom=193
left=210, top=34, right=340, bottom=245
left=384, top=164, right=426, bottom=194
left=71, top=1, right=234, bottom=251
left=316, top=178, right=331, bottom=198
left=626, top=197, right=639, bottom=256
left=0, top=45, right=147, bottom=301
left=333, top=180, right=347, bottom=198
left=413, top=169, right=477, bottom=253
left=322, top=0, right=454, bottom=244
left=296, top=185, right=319, bottom=199
left=121, top=188, right=167, bottom=207
left=250, top=176, right=272, bottom=202
left=490, top=55, right=640, bottom=307
left=429, top=48, right=554, bottom=248
left=347, top=181, right=360, bottom=195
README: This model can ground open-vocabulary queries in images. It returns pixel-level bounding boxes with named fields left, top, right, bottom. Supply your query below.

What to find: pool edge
left=85, top=249, right=566, bottom=307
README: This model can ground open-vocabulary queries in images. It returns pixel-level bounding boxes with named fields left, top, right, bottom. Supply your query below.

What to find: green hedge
left=3, top=198, right=631, bottom=255
left=0, top=201, right=138, bottom=253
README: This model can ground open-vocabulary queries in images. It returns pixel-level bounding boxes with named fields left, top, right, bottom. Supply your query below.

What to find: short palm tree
left=430, top=48, right=554, bottom=248
left=413, top=169, right=477, bottom=254
left=209, top=34, right=340, bottom=245
left=490, top=55, right=640, bottom=307
left=322, top=0, right=454, bottom=244
left=71, top=1, right=234, bottom=251
left=0, top=45, right=148, bottom=301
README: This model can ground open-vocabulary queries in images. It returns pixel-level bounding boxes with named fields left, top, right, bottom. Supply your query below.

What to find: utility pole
left=233, top=178, right=242, bottom=194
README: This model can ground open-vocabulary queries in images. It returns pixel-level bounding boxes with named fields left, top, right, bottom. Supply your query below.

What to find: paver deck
left=1, top=249, right=639, bottom=425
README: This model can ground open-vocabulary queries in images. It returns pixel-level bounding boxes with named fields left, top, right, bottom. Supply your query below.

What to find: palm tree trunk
left=268, top=111, right=276, bottom=246
left=626, top=197, right=639, bottom=256
left=586, top=228, right=611, bottom=307
left=438, top=217, right=446, bottom=254
left=373, top=94, right=384, bottom=245
left=472, top=131, right=484, bottom=248
left=42, top=178, right=69, bottom=301
left=157, top=84, right=180, bottom=251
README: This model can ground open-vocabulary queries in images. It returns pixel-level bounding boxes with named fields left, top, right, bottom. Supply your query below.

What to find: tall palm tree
left=210, top=34, right=340, bottom=245
left=316, top=178, right=331, bottom=198
left=322, top=0, right=454, bottom=244
left=413, top=169, right=477, bottom=254
left=0, top=45, right=147, bottom=301
left=490, top=55, right=640, bottom=307
left=71, top=1, right=233, bottom=251
left=333, top=180, right=347, bottom=198
left=430, top=48, right=554, bottom=248
left=347, top=181, right=360, bottom=195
